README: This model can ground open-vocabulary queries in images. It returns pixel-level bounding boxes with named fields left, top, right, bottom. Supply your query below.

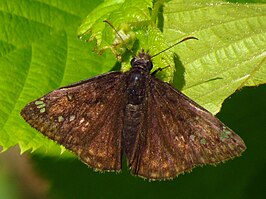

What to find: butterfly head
left=130, top=49, right=153, bottom=72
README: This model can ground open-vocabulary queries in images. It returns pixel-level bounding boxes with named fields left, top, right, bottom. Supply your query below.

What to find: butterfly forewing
left=128, top=76, right=246, bottom=180
left=21, top=72, right=126, bottom=171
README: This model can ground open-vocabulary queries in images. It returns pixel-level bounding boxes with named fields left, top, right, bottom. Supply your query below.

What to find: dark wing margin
left=129, top=77, right=246, bottom=180
left=21, top=72, right=126, bottom=172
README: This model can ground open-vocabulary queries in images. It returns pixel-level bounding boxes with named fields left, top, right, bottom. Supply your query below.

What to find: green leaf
left=0, top=0, right=265, bottom=154
left=163, top=0, right=266, bottom=113
left=0, top=0, right=116, bottom=154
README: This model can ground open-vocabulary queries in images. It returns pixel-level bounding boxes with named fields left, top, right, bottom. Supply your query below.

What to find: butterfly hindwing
left=128, top=76, right=246, bottom=180
left=21, top=72, right=126, bottom=171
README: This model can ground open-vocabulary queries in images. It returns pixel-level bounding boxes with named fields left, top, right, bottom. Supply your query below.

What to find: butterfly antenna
left=103, top=20, right=135, bottom=56
left=151, top=36, right=198, bottom=58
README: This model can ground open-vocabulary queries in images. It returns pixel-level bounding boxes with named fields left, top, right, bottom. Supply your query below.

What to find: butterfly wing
left=21, top=72, right=126, bottom=171
left=128, top=76, right=246, bottom=180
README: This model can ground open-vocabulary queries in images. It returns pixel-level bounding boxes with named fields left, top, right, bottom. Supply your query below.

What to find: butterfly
left=21, top=37, right=246, bottom=181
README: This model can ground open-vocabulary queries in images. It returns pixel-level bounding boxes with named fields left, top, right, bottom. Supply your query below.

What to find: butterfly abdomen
left=122, top=68, right=150, bottom=167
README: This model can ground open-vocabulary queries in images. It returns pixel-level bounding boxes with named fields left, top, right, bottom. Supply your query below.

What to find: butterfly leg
left=151, top=65, right=170, bottom=76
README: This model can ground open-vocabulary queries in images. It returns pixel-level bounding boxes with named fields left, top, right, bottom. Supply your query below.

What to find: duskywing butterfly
left=21, top=25, right=246, bottom=180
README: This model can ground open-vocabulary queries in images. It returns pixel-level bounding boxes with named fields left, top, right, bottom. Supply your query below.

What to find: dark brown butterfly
left=21, top=38, right=246, bottom=180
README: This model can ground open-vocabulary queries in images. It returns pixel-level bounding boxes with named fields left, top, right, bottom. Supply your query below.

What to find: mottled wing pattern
left=21, top=72, right=126, bottom=171
left=129, top=76, right=246, bottom=180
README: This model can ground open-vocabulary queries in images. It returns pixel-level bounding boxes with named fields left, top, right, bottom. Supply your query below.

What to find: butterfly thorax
left=127, top=51, right=152, bottom=105
left=126, top=69, right=147, bottom=105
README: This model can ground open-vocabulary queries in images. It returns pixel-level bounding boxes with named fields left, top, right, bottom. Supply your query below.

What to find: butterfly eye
left=146, top=61, right=153, bottom=71
left=130, top=58, right=136, bottom=66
